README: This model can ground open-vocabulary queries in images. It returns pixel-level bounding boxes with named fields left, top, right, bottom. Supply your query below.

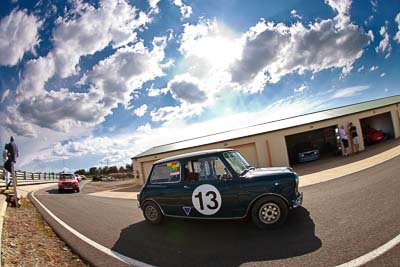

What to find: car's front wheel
left=251, top=196, right=288, bottom=229
left=143, top=201, right=163, bottom=225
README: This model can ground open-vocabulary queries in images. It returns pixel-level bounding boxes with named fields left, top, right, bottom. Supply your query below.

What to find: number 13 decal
left=192, top=184, right=222, bottom=215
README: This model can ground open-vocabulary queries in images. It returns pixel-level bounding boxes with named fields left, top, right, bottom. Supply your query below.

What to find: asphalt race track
left=31, top=155, right=400, bottom=267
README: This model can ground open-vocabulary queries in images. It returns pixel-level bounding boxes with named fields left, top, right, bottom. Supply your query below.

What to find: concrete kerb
left=0, top=182, right=56, bottom=266
left=0, top=194, right=6, bottom=267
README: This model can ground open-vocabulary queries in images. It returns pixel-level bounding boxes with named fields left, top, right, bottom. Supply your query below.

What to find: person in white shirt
left=339, top=125, right=349, bottom=156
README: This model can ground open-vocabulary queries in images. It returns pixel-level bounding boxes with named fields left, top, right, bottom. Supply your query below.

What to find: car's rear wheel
left=251, top=196, right=288, bottom=229
left=143, top=201, right=163, bottom=225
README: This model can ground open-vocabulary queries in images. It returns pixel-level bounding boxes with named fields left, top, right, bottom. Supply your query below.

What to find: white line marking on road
left=31, top=190, right=154, bottom=267
left=336, top=234, right=400, bottom=267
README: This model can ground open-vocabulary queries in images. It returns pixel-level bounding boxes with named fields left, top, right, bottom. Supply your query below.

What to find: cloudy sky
left=0, top=0, right=399, bottom=172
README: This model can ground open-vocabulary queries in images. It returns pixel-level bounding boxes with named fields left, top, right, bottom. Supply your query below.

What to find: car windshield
left=223, top=151, right=252, bottom=175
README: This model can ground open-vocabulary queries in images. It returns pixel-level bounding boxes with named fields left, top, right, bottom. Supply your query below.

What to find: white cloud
left=325, top=0, right=351, bottom=15
left=294, top=84, right=308, bottom=93
left=147, top=85, right=168, bottom=97
left=3, top=0, right=167, bottom=138
left=367, top=30, right=374, bottom=42
left=230, top=17, right=371, bottom=92
left=82, top=39, right=166, bottom=109
left=9, top=37, right=167, bottom=136
left=290, top=9, right=302, bottom=20
left=380, top=72, right=385, bottom=77
left=395, top=12, right=400, bottom=43
left=0, top=9, right=41, bottom=66
left=375, top=22, right=391, bottom=58
left=16, top=89, right=109, bottom=132
left=149, top=20, right=240, bottom=122
left=357, top=66, right=364, bottom=72
left=1, top=106, right=37, bottom=137
left=148, top=0, right=161, bottom=9
left=369, top=65, right=378, bottom=71
left=133, top=104, right=148, bottom=117
left=16, top=55, right=56, bottom=100
left=173, top=0, right=192, bottom=19
left=152, top=4, right=370, bottom=122
left=324, top=0, right=351, bottom=27
left=332, top=85, right=369, bottom=98
left=1, top=89, right=10, bottom=103
left=370, top=0, right=378, bottom=12
left=167, top=74, right=207, bottom=104
left=16, top=0, right=151, bottom=103
left=150, top=102, right=204, bottom=122
left=51, top=0, right=149, bottom=79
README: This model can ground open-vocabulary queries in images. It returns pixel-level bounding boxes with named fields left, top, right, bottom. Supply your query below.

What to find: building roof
left=154, top=149, right=234, bottom=164
left=133, top=95, right=400, bottom=159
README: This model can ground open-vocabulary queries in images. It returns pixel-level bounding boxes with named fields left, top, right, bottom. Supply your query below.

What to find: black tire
left=251, top=196, right=288, bottom=229
left=58, top=189, right=63, bottom=193
left=143, top=201, right=163, bottom=225
left=76, top=188, right=80, bottom=193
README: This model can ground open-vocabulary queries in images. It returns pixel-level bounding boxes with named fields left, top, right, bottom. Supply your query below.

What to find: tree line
left=75, top=164, right=133, bottom=175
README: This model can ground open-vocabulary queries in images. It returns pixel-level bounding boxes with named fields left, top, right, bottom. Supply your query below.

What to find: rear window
left=150, top=161, right=181, bottom=184
left=59, top=174, right=74, bottom=179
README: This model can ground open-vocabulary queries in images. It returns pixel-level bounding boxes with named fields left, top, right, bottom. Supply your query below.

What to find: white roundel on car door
left=192, top=184, right=222, bottom=215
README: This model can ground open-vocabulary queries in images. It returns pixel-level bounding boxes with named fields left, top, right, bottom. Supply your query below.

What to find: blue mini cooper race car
left=138, top=149, right=303, bottom=229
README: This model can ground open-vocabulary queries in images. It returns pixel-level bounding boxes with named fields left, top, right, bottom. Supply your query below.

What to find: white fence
left=0, top=166, right=59, bottom=184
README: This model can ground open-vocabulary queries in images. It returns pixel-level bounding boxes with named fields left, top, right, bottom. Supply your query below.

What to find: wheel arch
left=142, top=198, right=166, bottom=216
left=245, top=193, right=290, bottom=217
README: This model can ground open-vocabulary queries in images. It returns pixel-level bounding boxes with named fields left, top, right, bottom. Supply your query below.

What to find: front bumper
left=292, top=192, right=303, bottom=208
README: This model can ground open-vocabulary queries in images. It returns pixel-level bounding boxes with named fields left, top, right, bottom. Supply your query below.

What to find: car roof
left=154, top=148, right=235, bottom=164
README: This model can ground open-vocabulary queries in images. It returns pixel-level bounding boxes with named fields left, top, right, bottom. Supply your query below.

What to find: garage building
left=132, top=96, right=400, bottom=185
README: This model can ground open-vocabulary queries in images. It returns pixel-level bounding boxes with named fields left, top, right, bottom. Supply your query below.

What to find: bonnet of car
left=241, top=167, right=295, bottom=179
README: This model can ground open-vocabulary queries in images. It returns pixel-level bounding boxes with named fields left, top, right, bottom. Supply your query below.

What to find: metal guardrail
left=0, top=167, right=59, bottom=181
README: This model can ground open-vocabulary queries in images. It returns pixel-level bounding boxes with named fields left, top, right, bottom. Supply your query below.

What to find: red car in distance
left=362, top=127, right=385, bottom=145
left=58, top=173, right=80, bottom=193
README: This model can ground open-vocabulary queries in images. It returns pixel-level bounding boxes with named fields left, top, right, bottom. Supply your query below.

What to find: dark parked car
left=362, top=127, right=385, bottom=145
left=58, top=173, right=80, bottom=193
left=293, top=142, right=320, bottom=163
left=138, top=149, right=303, bottom=229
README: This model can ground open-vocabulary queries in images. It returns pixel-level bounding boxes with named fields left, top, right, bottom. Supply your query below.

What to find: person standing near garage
left=339, top=125, right=349, bottom=156
left=348, top=122, right=359, bottom=154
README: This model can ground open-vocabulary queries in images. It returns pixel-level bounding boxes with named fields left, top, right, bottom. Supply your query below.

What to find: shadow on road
left=45, top=188, right=60, bottom=194
left=112, top=207, right=321, bottom=266
left=45, top=188, right=78, bottom=194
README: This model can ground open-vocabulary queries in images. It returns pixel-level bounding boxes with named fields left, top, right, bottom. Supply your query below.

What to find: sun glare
left=186, top=24, right=241, bottom=70
left=198, top=36, right=239, bottom=68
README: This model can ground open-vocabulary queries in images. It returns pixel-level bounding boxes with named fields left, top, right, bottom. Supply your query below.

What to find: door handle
left=184, top=185, right=191, bottom=189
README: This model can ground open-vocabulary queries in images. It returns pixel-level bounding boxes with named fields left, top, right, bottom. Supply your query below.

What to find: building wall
left=132, top=103, right=400, bottom=185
